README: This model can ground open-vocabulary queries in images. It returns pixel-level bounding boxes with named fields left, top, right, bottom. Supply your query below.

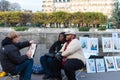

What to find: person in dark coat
left=40, top=32, right=66, bottom=80
left=0, top=31, right=34, bottom=80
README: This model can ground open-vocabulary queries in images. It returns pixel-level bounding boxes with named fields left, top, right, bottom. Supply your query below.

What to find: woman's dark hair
left=58, top=32, right=66, bottom=41
left=59, top=32, right=65, bottom=35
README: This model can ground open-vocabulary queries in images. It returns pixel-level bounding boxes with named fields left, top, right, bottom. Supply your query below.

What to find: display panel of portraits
left=79, top=37, right=98, bottom=58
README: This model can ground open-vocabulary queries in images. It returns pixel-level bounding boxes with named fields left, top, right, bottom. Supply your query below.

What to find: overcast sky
left=7, top=0, right=42, bottom=12
left=6, top=0, right=120, bottom=12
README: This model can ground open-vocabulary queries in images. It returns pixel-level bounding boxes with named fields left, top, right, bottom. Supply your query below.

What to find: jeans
left=14, top=59, right=33, bottom=80
left=40, top=55, right=55, bottom=77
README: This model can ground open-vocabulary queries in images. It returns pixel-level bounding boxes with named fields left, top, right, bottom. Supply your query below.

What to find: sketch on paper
left=104, top=56, right=116, bottom=71
left=102, top=37, right=113, bottom=52
left=89, top=38, right=98, bottom=53
left=79, top=37, right=89, bottom=52
left=112, top=38, right=120, bottom=52
left=114, top=56, right=120, bottom=71
left=86, top=59, right=96, bottom=73
left=95, top=59, right=105, bottom=72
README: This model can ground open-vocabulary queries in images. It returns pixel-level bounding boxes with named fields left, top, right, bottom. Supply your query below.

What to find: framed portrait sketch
left=95, top=59, right=105, bottom=72
left=102, top=37, right=113, bottom=52
left=79, top=37, right=89, bottom=52
left=114, top=56, right=120, bottom=71
left=86, top=59, right=96, bottom=73
left=104, top=56, right=116, bottom=72
left=112, top=38, right=120, bottom=52
left=89, top=38, right=99, bottom=53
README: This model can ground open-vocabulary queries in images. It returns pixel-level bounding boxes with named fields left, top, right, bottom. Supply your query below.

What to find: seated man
left=56, top=30, right=85, bottom=80
left=40, top=32, right=66, bottom=80
left=0, top=31, right=34, bottom=80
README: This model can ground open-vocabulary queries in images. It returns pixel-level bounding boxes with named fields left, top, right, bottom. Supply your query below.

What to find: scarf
left=62, top=39, right=73, bottom=65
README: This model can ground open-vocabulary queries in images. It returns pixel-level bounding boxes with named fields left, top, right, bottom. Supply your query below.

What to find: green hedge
left=13, top=27, right=29, bottom=31
left=78, top=27, right=90, bottom=31
left=98, top=26, right=106, bottom=31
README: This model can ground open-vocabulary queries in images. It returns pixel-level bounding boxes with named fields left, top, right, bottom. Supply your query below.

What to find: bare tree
left=0, top=0, right=21, bottom=11
left=9, top=2, right=21, bottom=11
left=0, top=0, right=10, bottom=11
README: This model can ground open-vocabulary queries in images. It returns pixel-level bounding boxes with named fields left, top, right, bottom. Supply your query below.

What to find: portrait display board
left=79, top=37, right=98, bottom=58
left=102, top=37, right=120, bottom=52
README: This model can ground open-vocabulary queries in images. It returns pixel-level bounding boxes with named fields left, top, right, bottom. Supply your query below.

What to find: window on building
left=54, top=0, right=57, bottom=2
left=63, top=0, right=66, bottom=2
left=67, top=0, right=70, bottom=2
left=59, top=0, right=62, bottom=2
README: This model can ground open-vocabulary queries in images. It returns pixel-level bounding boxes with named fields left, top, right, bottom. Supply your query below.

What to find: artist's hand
left=29, top=40, right=34, bottom=44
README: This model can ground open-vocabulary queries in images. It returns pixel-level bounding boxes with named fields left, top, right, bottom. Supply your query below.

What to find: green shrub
left=98, top=26, right=106, bottom=31
left=0, top=23, right=4, bottom=27
left=78, top=27, right=89, bottom=31
left=13, top=27, right=29, bottom=31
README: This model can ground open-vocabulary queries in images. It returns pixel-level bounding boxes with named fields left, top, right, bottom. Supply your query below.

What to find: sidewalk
left=1, top=71, right=120, bottom=80
left=31, top=71, right=120, bottom=80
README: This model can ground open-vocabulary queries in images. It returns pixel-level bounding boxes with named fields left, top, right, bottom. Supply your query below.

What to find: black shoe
left=39, top=70, right=44, bottom=74
left=42, top=75, right=51, bottom=79
left=54, top=76, right=62, bottom=80
left=56, top=78, right=62, bottom=80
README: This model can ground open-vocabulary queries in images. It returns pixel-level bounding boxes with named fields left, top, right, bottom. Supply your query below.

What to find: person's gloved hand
left=55, top=52, right=63, bottom=62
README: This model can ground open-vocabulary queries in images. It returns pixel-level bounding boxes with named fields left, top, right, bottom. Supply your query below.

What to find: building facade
left=42, top=0, right=118, bottom=18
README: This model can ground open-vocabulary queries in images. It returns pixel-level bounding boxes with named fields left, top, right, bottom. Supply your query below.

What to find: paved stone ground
left=31, top=71, right=120, bottom=80
left=1, top=64, right=120, bottom=80
left=1, top=71, right=120, bottom=80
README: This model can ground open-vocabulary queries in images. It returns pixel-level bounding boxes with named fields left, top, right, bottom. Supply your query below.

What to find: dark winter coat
left=49, top=41, right=65, bottom=54
left=0, top=37, right=30, bottom=73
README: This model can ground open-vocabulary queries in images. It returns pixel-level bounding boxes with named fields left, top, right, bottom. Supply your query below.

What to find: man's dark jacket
left=0, top=37, right=30, bottom=73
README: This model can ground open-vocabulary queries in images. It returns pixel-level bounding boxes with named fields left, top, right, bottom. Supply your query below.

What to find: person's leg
left=23, top=59, right=33, bottom=80
left=40, top=55, right=47, bottom=73
left=46, top=56, right=58, bottom=78
left=63, top=59, right=84, bottom=80
left=40, top=55, right=52, bottom=79
left=14, top=59, right=33, bottom=80
left=49, top=59, right=62, bottom=80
